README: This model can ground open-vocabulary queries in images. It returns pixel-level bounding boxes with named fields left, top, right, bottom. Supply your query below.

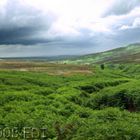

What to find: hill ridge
left=62, top=43, right=140, bottom=64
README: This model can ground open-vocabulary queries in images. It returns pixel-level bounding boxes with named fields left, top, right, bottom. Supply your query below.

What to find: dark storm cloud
left=0, top=27, right=56, bottom=45
left=0, top=0, right=54, bottom=45
left=0, top=0, right=99, bottom=47
left=0, top=26, right=40, bottom=44
left=104, top=0, right=140, bottom=16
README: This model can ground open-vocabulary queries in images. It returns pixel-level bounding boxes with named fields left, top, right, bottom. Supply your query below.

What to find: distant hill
left=62, top=43, right=140, bottom=64
left=0, top=55, right=78, bottom=62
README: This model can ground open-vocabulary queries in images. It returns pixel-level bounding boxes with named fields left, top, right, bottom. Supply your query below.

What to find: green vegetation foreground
left=0, top=64, right=140, bottom=139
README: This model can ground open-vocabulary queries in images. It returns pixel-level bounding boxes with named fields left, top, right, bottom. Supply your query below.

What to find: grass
left=0, top=61, right=92, bottom=75
left=0, top=61, right=140, bottom=139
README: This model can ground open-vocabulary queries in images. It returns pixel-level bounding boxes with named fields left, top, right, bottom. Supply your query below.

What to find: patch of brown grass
left=0, top=60, right=93, bottom=75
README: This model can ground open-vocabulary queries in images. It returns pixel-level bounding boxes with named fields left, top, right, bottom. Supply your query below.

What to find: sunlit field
left=0, top=61, right=140, bottom=139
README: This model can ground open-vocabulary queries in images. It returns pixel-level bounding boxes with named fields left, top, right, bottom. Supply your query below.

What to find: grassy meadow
left=0, top=61, right=140, bottom=139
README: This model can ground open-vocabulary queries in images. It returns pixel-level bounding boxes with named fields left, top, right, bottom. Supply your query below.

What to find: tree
left=100, top=64, right=105, bottom=70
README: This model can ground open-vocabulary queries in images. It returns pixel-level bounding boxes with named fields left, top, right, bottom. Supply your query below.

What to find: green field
left=0, top=62, right=140, bottom=139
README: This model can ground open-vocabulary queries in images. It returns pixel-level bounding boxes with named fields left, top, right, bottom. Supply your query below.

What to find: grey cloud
left=0, top=27, right=54, bottom=45
left=0, top=43, right=96, bottom=57
left=0, top=0, right=54, bottom=45
left=115, top=27, right=140, bottom=43
left=119, top=18, right=140, bottom=30
left=104, top=0, right=140, bottom=16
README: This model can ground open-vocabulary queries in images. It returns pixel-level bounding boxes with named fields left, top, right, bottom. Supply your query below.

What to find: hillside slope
left=62, top=43, right=140, bottom=64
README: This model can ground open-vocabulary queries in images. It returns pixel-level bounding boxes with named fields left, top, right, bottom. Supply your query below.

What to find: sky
left=0, top=0, right=140, bottom=57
